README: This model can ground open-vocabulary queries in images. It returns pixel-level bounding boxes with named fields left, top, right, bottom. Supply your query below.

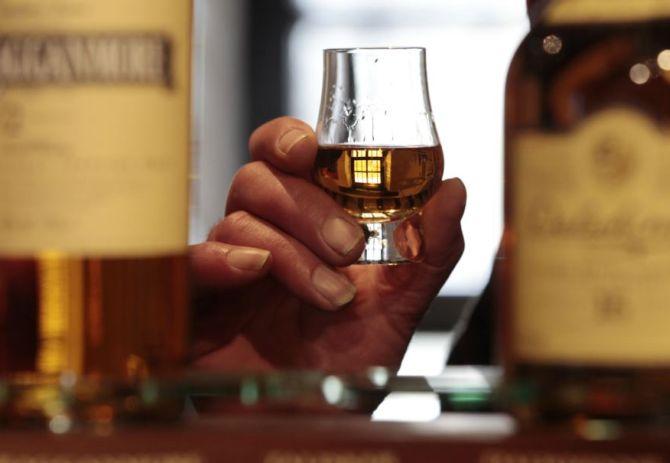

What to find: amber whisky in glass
left=315, top=48, right=443, bottom=264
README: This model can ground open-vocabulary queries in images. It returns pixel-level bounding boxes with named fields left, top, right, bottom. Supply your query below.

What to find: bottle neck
left=527, top=0, right=551, bottom=26
left=531, top=0, right=670, bottom=27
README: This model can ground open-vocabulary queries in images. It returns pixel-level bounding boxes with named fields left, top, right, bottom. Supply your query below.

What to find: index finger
left=248, top=116, right=318, bottom=179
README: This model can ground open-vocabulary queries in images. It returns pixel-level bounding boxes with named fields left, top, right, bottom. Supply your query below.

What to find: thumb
left=379, top=178, right=466, bottom=311
left=416, top=177, right=466, bottom=270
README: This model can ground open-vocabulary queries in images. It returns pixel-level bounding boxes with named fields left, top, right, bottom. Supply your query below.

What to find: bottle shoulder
left=506, top=21, right=670, bottom=130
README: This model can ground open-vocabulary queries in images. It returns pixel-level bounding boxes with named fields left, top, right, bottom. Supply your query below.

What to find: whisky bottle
left=501, top=0, right=670, bottom=423
left=0, top=1, right=191, bottom=386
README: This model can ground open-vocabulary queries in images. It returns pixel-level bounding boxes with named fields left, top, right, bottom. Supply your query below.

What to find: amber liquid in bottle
left=314, top=146, right=443, bottom=222
left=0, top=256, right=188, bottom=379
left=501, top=4, right=670, bottom=424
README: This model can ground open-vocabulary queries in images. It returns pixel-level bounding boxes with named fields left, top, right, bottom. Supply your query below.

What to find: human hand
left=189, top=116, right=466, bottom=372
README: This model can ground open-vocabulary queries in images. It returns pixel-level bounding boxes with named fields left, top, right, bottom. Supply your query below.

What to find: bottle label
left=513, top=108, right=670, bottom=366
left=0, top=0, right=190, bottom=256
left=546, top=0, right=670, bottom=24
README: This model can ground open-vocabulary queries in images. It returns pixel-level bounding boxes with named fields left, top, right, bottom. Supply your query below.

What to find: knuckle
left=225, top=210, right=254, bottom=232
left=235, top=161, right=268, bottom=186
left=208, top=210, right=254, bottom=242
left=248, top=119, right=277, bottom=152
left=248, top=127, right=262, bottom=154
left=284, top=179, right=313, bottom=204
left=227, top=161, right=271, bottom=209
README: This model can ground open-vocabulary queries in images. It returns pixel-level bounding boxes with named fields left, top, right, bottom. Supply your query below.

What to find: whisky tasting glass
left=314, top=47, right=443, bottom=264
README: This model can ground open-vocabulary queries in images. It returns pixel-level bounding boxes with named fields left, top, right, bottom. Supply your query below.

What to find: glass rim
left=324, top=46, right=425, bottom=54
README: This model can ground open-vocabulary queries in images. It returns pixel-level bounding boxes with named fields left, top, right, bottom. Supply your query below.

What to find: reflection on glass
left=352, top=148, right=383, bottom=185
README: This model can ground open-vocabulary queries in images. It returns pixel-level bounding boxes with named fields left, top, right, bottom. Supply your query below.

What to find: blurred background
left=190, top=0, right=529, bottom=376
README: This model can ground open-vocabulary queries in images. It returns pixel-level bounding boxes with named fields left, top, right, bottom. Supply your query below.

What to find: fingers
left=190, top=242, right=271, bottom=289
left=227, top=161, right=365, bottom=266
left=209, top=211, right=357, bottom=311
left=248, top=117, right=318, bottom=179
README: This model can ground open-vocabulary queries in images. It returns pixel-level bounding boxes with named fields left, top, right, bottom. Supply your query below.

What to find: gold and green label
left=546, top=0, right=670, bottom=24
left=0, top=0, right=191, bottom=256
left=513, top=108, right=670, bottom=366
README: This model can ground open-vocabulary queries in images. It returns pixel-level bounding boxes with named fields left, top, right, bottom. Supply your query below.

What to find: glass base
left=357, top=220, right=418, bottom=265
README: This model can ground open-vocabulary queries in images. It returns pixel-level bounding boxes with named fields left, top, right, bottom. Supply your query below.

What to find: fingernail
left=277, top=128, right=309, bottom=156
left=227, top=248, right=271, bottom=271
left=322, top=217, right=365, bottom=256
left=312, top=266, right=356, bottom=308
